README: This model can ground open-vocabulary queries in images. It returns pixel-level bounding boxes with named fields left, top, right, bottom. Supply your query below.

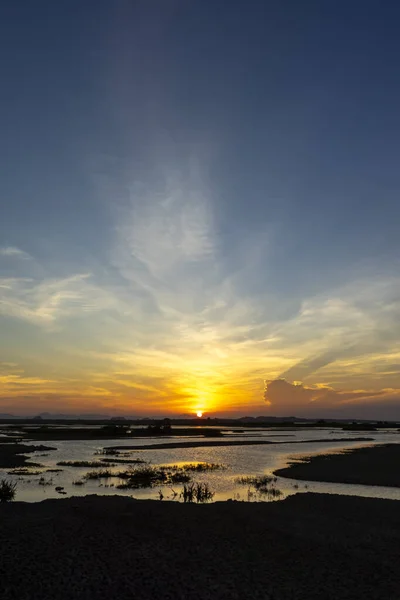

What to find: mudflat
left=0, top=443, right=55, bottom=468
left=275, top=443, right=400, bottom=487
left=109, top=436, right=373, bottom=451
left=1, top=493, right=399, bottom=599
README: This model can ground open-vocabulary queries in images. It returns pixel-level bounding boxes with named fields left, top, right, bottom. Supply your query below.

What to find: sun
left=196, top=411, right=203, bottom=418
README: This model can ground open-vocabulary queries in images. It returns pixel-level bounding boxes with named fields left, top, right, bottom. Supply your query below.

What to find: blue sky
left=1, top=1, right=400, bottom=418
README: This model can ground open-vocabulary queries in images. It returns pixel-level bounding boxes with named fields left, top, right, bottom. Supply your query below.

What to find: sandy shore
left=275, top=443, right=400, bottom=487
left=1, top=493, right=399, bottom=599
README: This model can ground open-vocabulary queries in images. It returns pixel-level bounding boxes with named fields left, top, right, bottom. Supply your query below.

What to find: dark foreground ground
left=275, top=443, right=400, bottom=487
left=1, top=494, right=400, bottom=600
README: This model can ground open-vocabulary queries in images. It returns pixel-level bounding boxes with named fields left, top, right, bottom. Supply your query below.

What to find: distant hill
left=34, top=412, right=115, bottom=420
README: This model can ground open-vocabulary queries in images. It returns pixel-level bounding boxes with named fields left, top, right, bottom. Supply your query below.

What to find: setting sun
left=196, top=411, right=203, bottom=418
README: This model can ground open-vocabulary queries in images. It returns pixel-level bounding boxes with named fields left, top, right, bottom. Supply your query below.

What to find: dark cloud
left=264, top=378, right=388, bottom=414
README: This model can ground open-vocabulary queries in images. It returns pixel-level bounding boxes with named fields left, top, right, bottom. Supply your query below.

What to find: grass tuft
left=181, top=482, right=214, bottom=503
left=84, top=469, right=114, bottom=480
left=0, top=479, right=17, bottom=502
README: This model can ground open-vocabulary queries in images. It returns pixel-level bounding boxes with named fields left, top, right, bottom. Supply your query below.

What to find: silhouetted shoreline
left=0, top=443, right=55, bottom=468
left=275, top=443, right=400, bottom=487
left=109, top=436, right=374, bottom=451
left=0, top=493, right=399, bottom=599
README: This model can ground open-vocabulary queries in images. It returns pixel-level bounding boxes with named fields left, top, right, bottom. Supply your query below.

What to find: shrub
left=84, top=469, right=114, bottom=480
left=0, top=479, right=17, bottom=502
left=169, top=472, right=191, bottom=484
left=117, top=466, right=168, bottom=489
left=115, top=465, right=194, bottom=489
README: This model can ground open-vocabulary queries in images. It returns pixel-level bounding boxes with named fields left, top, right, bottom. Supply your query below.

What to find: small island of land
left=109, top=436, right=374, bottom=452
left=0, top=442, right=56, bottom=468
left=275, top=443, right=400, bottom=487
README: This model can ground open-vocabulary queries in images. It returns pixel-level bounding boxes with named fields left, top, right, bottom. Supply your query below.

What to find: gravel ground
left=1, top=493, right=400, bottom=599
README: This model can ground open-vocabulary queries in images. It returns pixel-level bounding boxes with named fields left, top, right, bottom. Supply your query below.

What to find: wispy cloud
left=112, top=164, right=218, bottom=315
left=0, top=246, right=31, bottom=260
left=2, top=156, right=400, bottom=416
left=0, top=273, right=117, bottom=327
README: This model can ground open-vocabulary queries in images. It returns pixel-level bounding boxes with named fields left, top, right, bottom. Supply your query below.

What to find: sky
left=1, top=1, right=400, bottom=419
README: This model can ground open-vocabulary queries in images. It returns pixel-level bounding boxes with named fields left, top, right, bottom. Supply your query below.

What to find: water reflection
left=1, top=428, right=400, bottom=503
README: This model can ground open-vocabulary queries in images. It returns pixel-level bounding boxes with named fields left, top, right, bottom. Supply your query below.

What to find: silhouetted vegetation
left=7, top=469, right=44, bottom=476
left=57, top=460, right=113, bottom=468
left=168, top=472, right=191, bottom=484
left=38, top=477, right=53, bottom=486
left=235, top=475, right=283, bottom=501
left=181, top=482, right=214, bottom=503
left=84, top=469, right=114, bottom=480
left=115, top=465, right=195, bottom=489
left=162, top=462, right=224, bottom=472
left=0, top=479, right=17, bottom=502
left=100, top=458, right=145, bottom=464
left=96, top=448, right=120, bottom=456
left=116, top=466, right=169, bottom=489
left=342, top=423, right=377, bottom=431
left=15, top=423, right=224, bottom=441
left=235, top=475, right=278, bottom=489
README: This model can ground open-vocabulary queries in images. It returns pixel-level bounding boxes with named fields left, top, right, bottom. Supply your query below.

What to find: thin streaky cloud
left=0, top=246, right=32, bottom=259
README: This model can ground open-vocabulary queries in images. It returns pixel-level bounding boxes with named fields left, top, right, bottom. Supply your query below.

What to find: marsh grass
left=181, top=482, right=214, bottom=503
left=57, top=461, right=113, bottom=468
left=235, top=475, right=277, bottom=488
left=260, top=487, right=283, bottom=499
left=116, top=466, right=168, bottom=489
left=88, top=463, right=222, bottom=490
left=115, top=465, right=194, bottom=489
left=235, top=475, right=283, bottom=501
left=0, top=479, right=17, bottom=502
left=169, top=472, right=191, bottom=484
left=100, top=458, right=145, bottom=465
left=38, top=477, right=53, bottom=486
left=8, top=469, right=44, bottom=476
left=84, top=469, right=114, bottom=480
left=161, top=462, right=224, bottom=473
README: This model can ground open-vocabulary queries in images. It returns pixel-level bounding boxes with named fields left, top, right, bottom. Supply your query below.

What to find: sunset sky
left=1, top=2, right=400, bottom=419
